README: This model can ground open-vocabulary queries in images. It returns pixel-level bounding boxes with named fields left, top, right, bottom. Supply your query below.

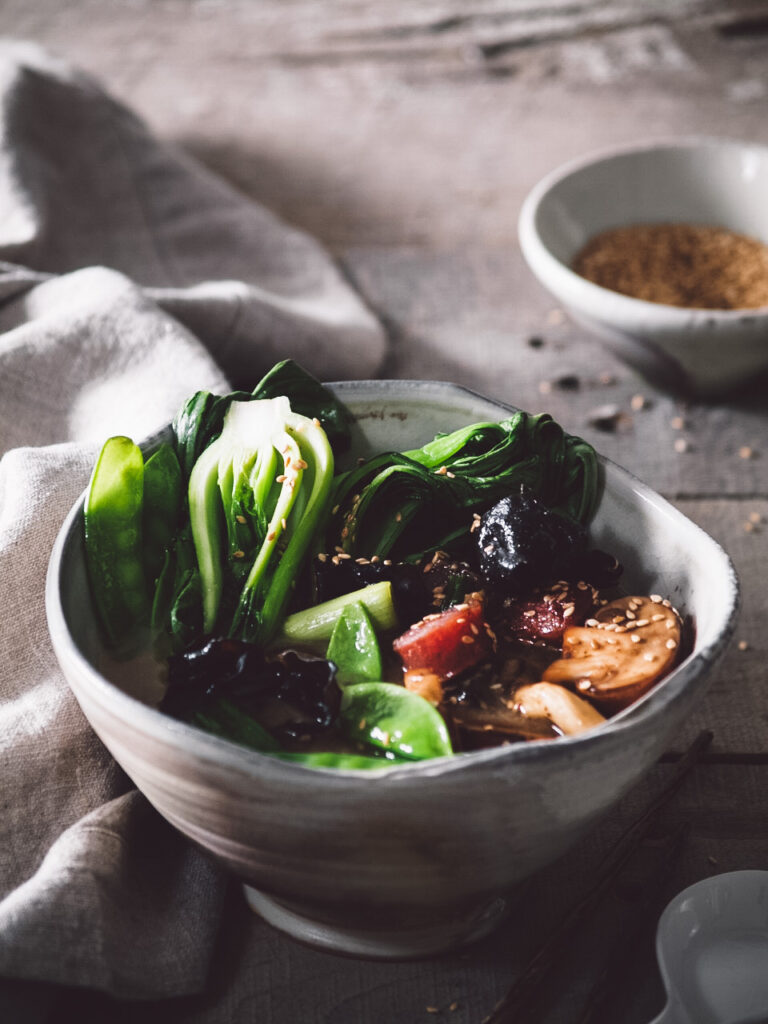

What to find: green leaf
left=339, top=682, right=453, bottom=760
left=252, top=359, right=352, bottom=453
left=326, top=601, right=382, bottom=686
left=325, top=414, right=601, bottom=562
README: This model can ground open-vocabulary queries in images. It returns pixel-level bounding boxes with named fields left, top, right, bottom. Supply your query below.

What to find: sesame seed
left=577, top=679, right=591, bottom=691
left=563, top=605, right=575, bottom=618
left=674, top=438, right=689, bottom=454
left=635, top=619, right=650, bottom=628
left=341, top=527, right=349, bottom=539
left=267, top=531, right=276, bottom=542
left=630, top=394, right=647, bottom=411
left=461, top=635, right=475, bottom=644
left=739, top=446, right=754, bottom=460
left=738, top=640, right=749, bottom=651
left=446, top=471, right=456, bottom=478
left=585, top=618, right=599, bottom=627
left=281, top=518, right=287, bottom=530
left=383, top=559, right=393, bottom=566
left=275, top=474, right=287, bottom=483
left=317, top=552, right=327, bottom=562
left=666, top=619, right=675, bottom=630
left=236, top=514, right=247, bottom=524
left=750, top=512, right=762, bottom=524
left=523, top=609, right=536, bottom=618
left=371, top=555, right=380, bottom=563
left=626, top=610, right=636, bottom=620
left=670, top=416, right=685, bottom=430
left=295, top=459, right=309, bottom=470
left=643, top=652, right=656, bottom=662
left=312, top=417, right=321, bottom=427
left=338, top=552, right=351, bottom=560
left=233, top=549, right=245, bottom=559
left=666, top=639, right=677, bottom=649
left=651, top=613, right=665, bottom=622
left=395, top=512, right=402, bottom=522
left=631, top=634, right=642, bottom=644
left=435, top=465, right=448, bottom=475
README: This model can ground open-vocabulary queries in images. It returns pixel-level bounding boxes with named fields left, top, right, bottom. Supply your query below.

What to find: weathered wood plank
left=344, top=248, right=768, bottom=497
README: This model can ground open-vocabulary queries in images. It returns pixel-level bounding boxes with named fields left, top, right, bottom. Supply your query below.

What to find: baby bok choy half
left=189, top=396, right=334, bottom=645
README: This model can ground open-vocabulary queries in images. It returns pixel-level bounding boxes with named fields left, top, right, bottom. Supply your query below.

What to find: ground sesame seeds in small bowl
left=518, top=138, right=768, bottom=397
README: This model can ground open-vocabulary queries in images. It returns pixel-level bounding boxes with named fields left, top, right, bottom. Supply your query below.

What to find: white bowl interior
left=535, top=140, right=768, bottom=266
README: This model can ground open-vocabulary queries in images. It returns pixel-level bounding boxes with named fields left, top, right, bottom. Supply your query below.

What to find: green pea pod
left=340, top=682, right=453, bottom=760
left=142, top=443, right=182, bottom=586
left=84, top=436, right=150, bottom=651
left=326, top=601, right=382, bottom=686
left=274, top=751, right=410, bottom=770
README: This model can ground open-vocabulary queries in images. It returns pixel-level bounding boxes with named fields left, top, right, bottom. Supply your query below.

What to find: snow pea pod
left=84, top=436, right=150, bottom=650
left=326, top=601, right=382, bottom=686
left=340, top=682, right=453, bottom=760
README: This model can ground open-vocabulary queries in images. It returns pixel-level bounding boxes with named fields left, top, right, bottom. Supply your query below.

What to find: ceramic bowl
left=46, top=381, right=739, bottom=958
left=518, top=138, right=768, bottom=396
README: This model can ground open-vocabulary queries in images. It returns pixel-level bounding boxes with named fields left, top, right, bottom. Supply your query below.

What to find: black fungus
left=476, top=488, right=587, bottom=594
left=162, top=639, right=341, bottom=741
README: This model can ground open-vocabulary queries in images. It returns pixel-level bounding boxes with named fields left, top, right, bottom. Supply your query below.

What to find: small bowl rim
left=518, top=134, right=768, bottom=322
left=46, top=379, right=741, bottom=785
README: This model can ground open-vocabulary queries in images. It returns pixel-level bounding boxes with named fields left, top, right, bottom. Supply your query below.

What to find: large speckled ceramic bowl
left=46, top=381, right=739, bottom=958
left=518, top=138, right=768, bottom=396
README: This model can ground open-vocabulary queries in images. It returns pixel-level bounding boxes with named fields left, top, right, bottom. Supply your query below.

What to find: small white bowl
left=518, top=138, right=768, bottom=396
left=46, top=381, right=739, bottom=958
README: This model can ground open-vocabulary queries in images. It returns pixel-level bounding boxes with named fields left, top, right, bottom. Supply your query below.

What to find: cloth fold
left=0, top=39, right=387, bottom=997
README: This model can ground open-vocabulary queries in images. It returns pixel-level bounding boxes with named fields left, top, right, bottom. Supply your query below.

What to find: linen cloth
left=0, top=40, right=386, bottom=998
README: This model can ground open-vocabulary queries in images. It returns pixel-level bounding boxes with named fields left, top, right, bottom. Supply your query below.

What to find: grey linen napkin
left=0, top=40, right=386, bottom=998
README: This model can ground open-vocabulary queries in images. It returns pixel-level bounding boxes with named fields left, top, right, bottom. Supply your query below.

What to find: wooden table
left=5, top=2, right=768, bottom=1021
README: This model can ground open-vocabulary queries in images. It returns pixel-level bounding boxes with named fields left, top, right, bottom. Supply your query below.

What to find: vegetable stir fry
left=84, top=362, right=684, bottom=769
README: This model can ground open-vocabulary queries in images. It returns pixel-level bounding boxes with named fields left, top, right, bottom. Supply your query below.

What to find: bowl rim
left=517, top=134, right=768, bottom=323
left=45, top=379, right=741, bottom=785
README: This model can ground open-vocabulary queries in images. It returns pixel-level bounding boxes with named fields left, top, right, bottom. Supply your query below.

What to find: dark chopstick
left=482, top=730, right=712, bottom=1024
left=575, top=820, right=691, bottom=1024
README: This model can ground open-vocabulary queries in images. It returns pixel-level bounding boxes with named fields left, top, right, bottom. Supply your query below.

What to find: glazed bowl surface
left=518, top=137, right=768, bottom=396
left=46, top=380, right=739, bottom=958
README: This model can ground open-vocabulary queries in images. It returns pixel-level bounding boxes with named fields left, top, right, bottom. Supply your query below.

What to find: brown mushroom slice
left=513, top=682, right=606, bottom=737
left=542, top=596, right=681, bottom=710
left=449, top=703, right=559, bottom=742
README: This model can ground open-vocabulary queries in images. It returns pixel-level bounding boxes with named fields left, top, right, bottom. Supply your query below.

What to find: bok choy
left=189, top=396, right=334, bottom=645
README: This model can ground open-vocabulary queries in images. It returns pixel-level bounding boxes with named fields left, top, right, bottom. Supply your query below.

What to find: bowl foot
left=243, top=886, right=509, bottom=959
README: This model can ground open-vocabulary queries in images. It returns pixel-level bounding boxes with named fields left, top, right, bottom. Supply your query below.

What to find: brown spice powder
left=572, top=222, right=768, bottom=309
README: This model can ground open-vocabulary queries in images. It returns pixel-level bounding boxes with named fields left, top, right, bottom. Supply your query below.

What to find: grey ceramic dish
left=46, top=380, right=739, bottom=958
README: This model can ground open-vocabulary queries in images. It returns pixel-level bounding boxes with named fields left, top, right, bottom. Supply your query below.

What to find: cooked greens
left=324, top=412, right=599, bottom=563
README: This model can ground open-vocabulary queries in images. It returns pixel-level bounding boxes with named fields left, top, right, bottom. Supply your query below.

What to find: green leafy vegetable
left=325, top=413, right=600, bottom=562
left=188, top=396, right=335, bottom=644
left=142, top=443, right=182, bottom=587
left=326, top=601, right=382, bottom=685
left=172, top=360, right=350, bottom=478
left=339, top=682, right=454, bottom=760
left=251, top=359, right=352, bottom=452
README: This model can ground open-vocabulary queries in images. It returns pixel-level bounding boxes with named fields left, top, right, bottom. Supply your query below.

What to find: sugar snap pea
left=340, top=682, right=453, bottom=760
left=84, top=436, right=150, bottom=650
left=326, top=601, right=382, bottom=686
